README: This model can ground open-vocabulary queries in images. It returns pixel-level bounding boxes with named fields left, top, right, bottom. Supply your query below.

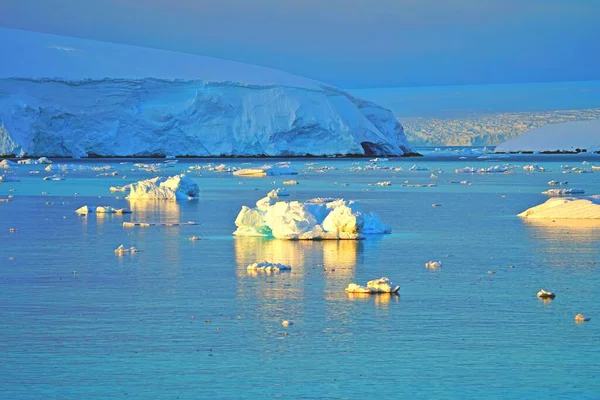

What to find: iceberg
left=495, top=119, right=600, bottom=153
left=233, top=190, right=391, bottom=240
left=519, top=195, right=600, bottom=219
left=345, top=277, right=400, bottom=294
left=114, top=175, right=199, bottom=201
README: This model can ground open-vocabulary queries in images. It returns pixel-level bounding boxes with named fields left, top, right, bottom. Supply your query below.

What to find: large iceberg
left=112, top=175, right=199, bottom=201
left=233, top=190, right=391, bottom=240
left=0, top=30, right=412, bottom=158
left=518, top=195, right=600, bottom=219
left=495, top=119, right=600, bottom=153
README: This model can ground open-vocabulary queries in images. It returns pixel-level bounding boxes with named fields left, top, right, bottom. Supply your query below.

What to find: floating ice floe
left=548, top=180, right=568, bottom=186
left=75, top=205, right=132, bottom=215
left=537, top=289, right=555, bottom=299
left=478, top=165, right=511, bottom=174
left=345, top=277, right=400, bottom=294
left=369, top=158, right=389, bottom=162
left=0, top=175, right=20, bottom=182
left=518, top=195, right=600, bottom=219
left=542, top=188, right=585, bottom=196
left=575, top=313, right=590, bottom=323
left=283, top=180, right=299, bottom=185
left=425, top=260, right=442, bottom=268
left=371, top=181, right=391, bottom=187
left=0, top=159, right=16, bottom=169
left=455, top=166, right=476, bottom=174
left=562, top=167, right=593, bottom=174
left=233, top=190, right=391, bottom=240
left=111, top=175, right=199, bottom=201
left=409, top=165, right=428, bottom=171
left=233, top=162, right=297, bottom=177
left=247, top=261, right=292, bottom=273
left=523, top=164, right=546, bottom=172
left=43, top=174, right=65, bottom=181
left=114, top=245, right=138, bottom=255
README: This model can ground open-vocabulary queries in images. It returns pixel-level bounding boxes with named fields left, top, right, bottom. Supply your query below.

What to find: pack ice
left=233, top=190, right=391, bottom=240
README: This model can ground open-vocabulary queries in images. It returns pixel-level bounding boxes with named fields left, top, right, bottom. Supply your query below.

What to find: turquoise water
left=1, top=153, right=600, bottom=399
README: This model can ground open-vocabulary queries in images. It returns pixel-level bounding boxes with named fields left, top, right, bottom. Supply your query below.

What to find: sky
left=0, top=0, right=599, bottom=88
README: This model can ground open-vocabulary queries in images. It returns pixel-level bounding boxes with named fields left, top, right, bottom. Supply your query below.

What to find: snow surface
left=518, top=195, right=600, bottom=219
left=0, top=29, right=411, bottom=158
left=495, top=119, right=600, bottom=153
left=233, top=190, right=391, bottom=240
left=113, top=175, right=199, bottom=201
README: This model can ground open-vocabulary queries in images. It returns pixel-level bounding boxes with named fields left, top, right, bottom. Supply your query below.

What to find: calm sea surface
left=1, top=151, right=599, bottom=399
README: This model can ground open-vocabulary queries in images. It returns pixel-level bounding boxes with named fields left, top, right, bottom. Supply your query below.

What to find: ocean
left=1, top=152, right=599, bottom=399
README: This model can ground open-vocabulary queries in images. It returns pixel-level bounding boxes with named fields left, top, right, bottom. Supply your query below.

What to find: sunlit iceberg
left=519, top=195, right=600, bottom=219
left=345, top=277, right=400, bottom=294
left=233, top=190, right=391, bottom=239
left=111, top=174, right=199, bottom=201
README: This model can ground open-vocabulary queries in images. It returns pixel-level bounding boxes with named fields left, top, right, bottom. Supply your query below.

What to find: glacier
left=0, top=29, right=412, bottom=158
left=0, top=77, right=412, bottom=157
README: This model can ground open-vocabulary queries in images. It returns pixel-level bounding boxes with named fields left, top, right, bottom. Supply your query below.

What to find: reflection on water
left=127, top=199, right=181, bottom=223
left=522, top=219, right=600, bottom=269
left=234, top=237, right=362, bottom=277
left=346, top=292, right=400, bottom=308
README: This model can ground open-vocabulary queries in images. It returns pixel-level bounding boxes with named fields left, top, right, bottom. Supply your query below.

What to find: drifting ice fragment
left=345, top=277, right=400, bottom=294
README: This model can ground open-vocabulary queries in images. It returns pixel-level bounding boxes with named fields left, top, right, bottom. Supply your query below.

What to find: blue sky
left=0, top=0, right=598, bottom=88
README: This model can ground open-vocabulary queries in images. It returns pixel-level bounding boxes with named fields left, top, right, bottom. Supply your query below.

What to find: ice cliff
left=0, top=78, right=412, bottom=157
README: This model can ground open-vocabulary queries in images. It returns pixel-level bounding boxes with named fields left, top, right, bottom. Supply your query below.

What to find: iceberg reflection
left=127, top=199, right=181, bottom=224
left=234, top=237, right=362, bottom=277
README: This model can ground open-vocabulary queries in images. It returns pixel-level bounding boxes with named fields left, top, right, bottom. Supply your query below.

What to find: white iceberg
left=233, top=191, right=391, bottom=240
left=455, top=166, right=476, bottom=174
left=495, top=119, right=600, bottom=153
left=17, top=157, right=53, bottom=165
left=113, top=175, right=199, bottom=201
left=519, top=195, right=600, bottom=219
left=345, top=277, right=400, bottom=294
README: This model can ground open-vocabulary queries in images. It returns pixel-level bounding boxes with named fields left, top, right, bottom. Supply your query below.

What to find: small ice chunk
left=247, top=261, right=292, bottom=273
left=283, top=180, right=299, bottom=185
left=345, top=277, right=400, bottom=294
left=425, top=261, right=442, bottom=268
left=575, top=313, right=590, bottom=323
left=537, top=289, right=555, bottom=299
left=114, top=244, right=138, bottom=255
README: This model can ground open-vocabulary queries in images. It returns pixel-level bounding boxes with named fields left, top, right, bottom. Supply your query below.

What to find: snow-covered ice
left=495, top=119, right=600, bottom=153
left=233, top=191, right=391, bottom=240
left=345, top=277, right=400, bottom=294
